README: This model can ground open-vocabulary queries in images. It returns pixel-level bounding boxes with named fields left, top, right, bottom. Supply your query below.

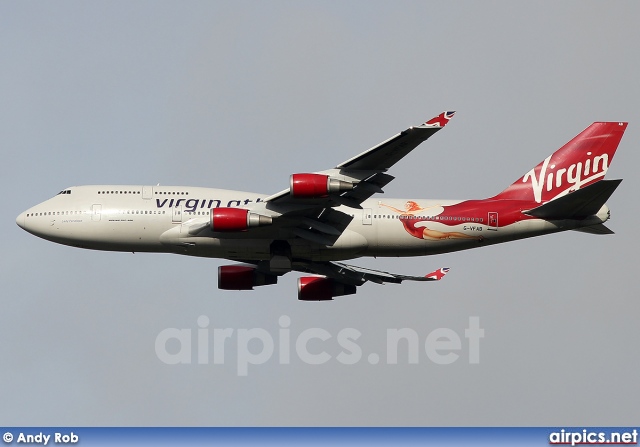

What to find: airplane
left=16, top=112, right=627, bottom=300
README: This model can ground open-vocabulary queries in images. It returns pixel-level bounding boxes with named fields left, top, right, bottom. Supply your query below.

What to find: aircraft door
left=91, top=204, right=102, bottom=222
left=487, top=212, right=498, bottom=231
left=363, top=208, right=372, bottom=225
left=142, top=186, right=153, bottom=199
left=172, top=205, right=182, bottom=223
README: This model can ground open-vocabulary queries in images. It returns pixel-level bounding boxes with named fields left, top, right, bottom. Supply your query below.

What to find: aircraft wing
left=293, top=261, right=450, bottom=286
left=335, top=111, right=456, bottom=171
left=259, top=112, right=455, bottom=246
left=264, top=111, right=455, bottom=209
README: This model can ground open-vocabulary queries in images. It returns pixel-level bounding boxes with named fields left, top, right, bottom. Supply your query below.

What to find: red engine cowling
left=218, top=265, right=278, bottom=290
left=297, top=276, right=357, bottom=301
left=211, top=208, right=272, bottom=232
left=290, top=173, right=353, bottom=198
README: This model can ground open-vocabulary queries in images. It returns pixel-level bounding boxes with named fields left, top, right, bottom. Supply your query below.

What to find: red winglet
left=425, top=267, right=450, bottom=280
left=424, top=111, right=456, bottom=128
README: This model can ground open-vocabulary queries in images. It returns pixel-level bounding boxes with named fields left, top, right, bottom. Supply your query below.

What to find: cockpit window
left=57, top=190, right=71, bottom=195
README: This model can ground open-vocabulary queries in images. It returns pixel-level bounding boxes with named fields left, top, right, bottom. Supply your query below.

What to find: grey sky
left=2, top=1, right=639, bottom=425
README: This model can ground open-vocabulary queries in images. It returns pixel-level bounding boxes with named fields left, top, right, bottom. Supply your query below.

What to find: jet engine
left=297, top=276, right=357, bottom=301
left=218, top=265, right=278, bottom=290
left=211, top=208, right=272, bottom=232
left=290, top=173, right=353, bottom=198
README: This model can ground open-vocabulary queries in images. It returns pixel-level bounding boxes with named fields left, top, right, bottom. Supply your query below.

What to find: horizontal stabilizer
left=524, top=179, right=622, bottom=220
left=572, top=224, right=615, bottom=235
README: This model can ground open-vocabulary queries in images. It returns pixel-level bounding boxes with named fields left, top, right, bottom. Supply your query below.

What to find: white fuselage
left=16, top=185, right=605, bottom=262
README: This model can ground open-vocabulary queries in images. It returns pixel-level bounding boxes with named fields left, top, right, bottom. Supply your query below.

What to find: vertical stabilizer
left=492, top=122, right=627, bottom=203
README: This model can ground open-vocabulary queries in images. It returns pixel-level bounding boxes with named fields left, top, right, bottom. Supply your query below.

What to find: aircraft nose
left=16, top=211, right=26, bottom=230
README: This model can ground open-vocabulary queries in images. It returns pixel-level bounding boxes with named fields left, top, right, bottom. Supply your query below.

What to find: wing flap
left=338, top=172, right=395, bottom=204
left=290, top=208, right=354, bottom=246
left=292, top=228, right=338, bottom=246
left=299, top=217, right=342, bottom=236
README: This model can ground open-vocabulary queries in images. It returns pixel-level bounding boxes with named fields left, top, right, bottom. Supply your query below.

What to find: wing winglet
left=425, top=267, right=450, bottom=281
left=422, top=111, right=456, bottom=128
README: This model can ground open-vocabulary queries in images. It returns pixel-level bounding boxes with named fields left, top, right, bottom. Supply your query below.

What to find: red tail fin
left=492, top=122, right=627, bottom=203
